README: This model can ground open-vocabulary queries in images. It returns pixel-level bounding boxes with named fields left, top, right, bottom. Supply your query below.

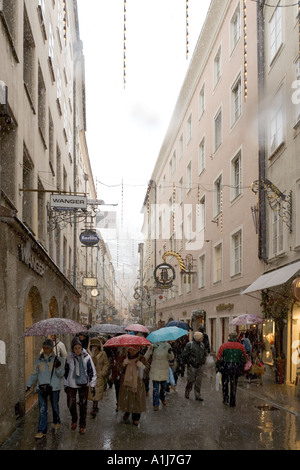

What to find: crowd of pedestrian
left=26, top=325, right=252, bottom=439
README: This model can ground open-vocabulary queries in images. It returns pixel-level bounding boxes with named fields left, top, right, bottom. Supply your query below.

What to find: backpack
left=186, top=341, right=206, bottom=368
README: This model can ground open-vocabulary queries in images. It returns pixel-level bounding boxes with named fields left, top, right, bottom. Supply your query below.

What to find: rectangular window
left=186, top=161, right=192, bottom=193
left=38, top=66, right=46, bottom=144
left=198, top=254, right=205, bottom=289
left=270, top=86, right=284, bottom=154
left=231, top=151, right=242, bottom=200
left=231, top=75, right=242, bottom=125
left=214, top=175, right=222, bottom=217
left=272, top=209, right=284, bottom=256
left=214, top=243, right=222, bottom=283
left=199, top=84, right=205, bottom=119
left=230, top=4, right=241, bottom=51
left=198, top=138, right=205, bottom=175
left=23, top=9, right=35, bottom=108
left=214, top=47, right=222, bottom=87
left=187, top=114, right=192, bottom=143
left=269, top=3, right=282, bottom=62
left=231, top=229, right=242, bottom=276
left=38, top=179, right=46, bottom=245
left=198, top=195, right=206, bottom=232
left=23, top=148, right=34, bottom=230
left=214, top=108, right=222, bottom=151
left=179, top=134, right=183, bottom=160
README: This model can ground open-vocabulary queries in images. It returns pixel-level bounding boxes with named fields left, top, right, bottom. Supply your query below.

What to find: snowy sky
left=76, top=0, right=211, bottom=289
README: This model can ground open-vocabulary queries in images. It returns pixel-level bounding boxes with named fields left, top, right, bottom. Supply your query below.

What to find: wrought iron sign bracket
left=251, top=179, right=292, bottom=233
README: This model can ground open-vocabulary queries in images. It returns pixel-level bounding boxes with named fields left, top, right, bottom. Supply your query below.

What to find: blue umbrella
left=147, top=326, right=188, bottom=343
left=165, top=320, right=191, bottom=331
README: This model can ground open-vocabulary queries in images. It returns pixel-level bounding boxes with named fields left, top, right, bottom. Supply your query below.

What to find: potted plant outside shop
left=261, top=282, right=294, bottom=384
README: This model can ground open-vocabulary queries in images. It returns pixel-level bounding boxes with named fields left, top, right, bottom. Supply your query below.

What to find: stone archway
left=48, top=296, right=59, bottom=318
left=62, top=295, right=70, bottom=319
left=24, top=286, right=43, bottom=412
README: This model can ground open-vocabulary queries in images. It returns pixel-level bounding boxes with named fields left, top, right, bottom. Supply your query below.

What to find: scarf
left=73, top=353, right=87, bottom=386
left=123, top=358, right=138, bottom=393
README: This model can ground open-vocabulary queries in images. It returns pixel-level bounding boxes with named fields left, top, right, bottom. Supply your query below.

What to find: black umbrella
left=165, top=320, right=191, bottom=331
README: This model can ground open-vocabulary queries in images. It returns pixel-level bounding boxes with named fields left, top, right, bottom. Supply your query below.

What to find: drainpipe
left=257, top=0, right=268, bottom=263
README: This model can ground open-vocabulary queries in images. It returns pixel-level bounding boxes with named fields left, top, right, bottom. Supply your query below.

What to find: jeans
left=152, top=380, right=167, bottom=407
left=66, top=386, right=89, bottom=428
left=38, top=390, right=60, bottom=434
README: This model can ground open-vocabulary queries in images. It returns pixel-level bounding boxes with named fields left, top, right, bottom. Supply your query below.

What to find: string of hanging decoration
left=122, top=0, right=189, bottom=86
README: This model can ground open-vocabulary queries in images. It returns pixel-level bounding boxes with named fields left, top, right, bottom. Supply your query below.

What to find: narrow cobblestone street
left=2, top=366, right=300, bottom=452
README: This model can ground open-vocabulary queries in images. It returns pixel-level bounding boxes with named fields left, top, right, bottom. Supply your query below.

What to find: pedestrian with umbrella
left=182, top=332, right=207, bottom=401
left=64, top=337, right=97, bottom=434
left=144, top=340, right=175, bottom=411
left=118, top=346, right=148, bottom=427
left=25, top=339, right=64, bottom=439
left=87, top=337, right=110, bottom=417
left=104, top=334, right=151, bottom=413
left=216, top=331, right=247, bottom=407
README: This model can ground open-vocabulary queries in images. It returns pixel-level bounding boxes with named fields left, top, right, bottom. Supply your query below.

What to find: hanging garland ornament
left=243, top=0, right=248, bottom=100
left=123, top=0, right=127, bottom=88
left=186, top=0, right=189, bottom=59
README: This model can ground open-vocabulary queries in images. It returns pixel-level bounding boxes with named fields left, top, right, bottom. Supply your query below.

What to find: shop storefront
left=0, top=208, right=80, bottom=446
left=242, top=260, right=300, bottom=385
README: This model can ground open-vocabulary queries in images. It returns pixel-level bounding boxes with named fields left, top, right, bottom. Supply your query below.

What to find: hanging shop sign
left=154, top=263, right=176, bottom=289
left=291, top=278, right=300, bottom=302
left=79, top=229, right=100, bottom=246
left=96, top=211, right=117, bottom=229
left=50, top=194, right=87, bottom=210
left=82, top=277, right=98, bottom=287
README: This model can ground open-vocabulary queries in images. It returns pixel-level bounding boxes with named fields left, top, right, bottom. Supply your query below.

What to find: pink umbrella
left=229, top=314, right=264, bottom=326
left=125, top=323, right=150, bottom=334
left=23, top=317, right=87, bottom=336
left=104, top=334, right=151, bottom=348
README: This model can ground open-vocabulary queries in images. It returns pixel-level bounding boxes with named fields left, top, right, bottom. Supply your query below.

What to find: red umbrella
left=125, top=323, right=150, bottom=334
left=104, top=334, right=151, bottom=348
left=23, top=318, right=87, bottom=337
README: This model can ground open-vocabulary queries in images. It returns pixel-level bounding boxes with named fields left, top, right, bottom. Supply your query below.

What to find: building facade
left=0, top=0, right=102, bottom=444
left=242, top=0, right=300, bottom=384
left=142, top=0, right=264, bottom=351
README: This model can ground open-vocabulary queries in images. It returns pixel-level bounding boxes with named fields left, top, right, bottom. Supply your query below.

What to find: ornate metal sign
left=154, top=263, right=176, bottom=289
left=251, top=179, right=292, bottom=232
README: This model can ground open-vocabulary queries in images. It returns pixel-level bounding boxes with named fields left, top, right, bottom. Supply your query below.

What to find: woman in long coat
left=87, top=337, right=110, bottom=417
left=118, top=347, right=147, bottom=426
left=145, top=342, right=174, bottom=410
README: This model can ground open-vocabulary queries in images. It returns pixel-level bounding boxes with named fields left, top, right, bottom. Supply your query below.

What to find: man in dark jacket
left=182, top=332, right=207, bottom=401
left=216, top=332, right=247, bottom=407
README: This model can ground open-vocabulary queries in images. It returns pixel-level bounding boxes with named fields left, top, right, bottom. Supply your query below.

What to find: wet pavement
left=2, top=363, right=300, bottom=452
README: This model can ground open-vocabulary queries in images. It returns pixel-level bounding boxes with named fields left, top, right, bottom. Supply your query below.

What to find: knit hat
left=71, top=337, right=82, bottom=350
left=194, top=332, right=204, bottom=342
left=43, top=339, right=54, bottom=349
left=229, top=332, right=238, bottom=340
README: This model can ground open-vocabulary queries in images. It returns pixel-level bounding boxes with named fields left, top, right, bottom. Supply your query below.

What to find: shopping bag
left=216, top=372, right=221, bottom=391
left=206, top=354, right=215, bottom=366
